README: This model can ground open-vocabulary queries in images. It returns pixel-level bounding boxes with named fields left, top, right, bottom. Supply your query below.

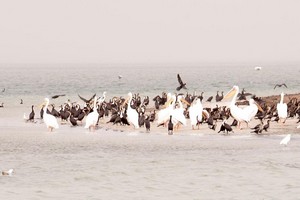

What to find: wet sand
left=1, top=94, right=300, bottom=199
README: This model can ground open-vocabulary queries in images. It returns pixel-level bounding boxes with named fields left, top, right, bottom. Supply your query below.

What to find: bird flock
left=21, top=82, right=300, bottom=143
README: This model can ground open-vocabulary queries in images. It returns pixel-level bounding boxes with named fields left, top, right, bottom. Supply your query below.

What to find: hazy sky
left=0, top=0, right=299, bottom=64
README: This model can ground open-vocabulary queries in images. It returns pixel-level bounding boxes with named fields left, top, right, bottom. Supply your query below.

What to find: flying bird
left=274, top=83, right=287, bottom=89
left=78, top=93, right=96, bottom=103
left=176, top=74, right=187, bottom=91
left=52, top=94, right=66, bottom=99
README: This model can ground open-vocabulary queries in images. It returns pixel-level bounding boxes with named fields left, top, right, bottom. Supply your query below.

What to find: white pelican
left=188, top=97, right=203, bottom=129
left=125, top=92, right=139, bottom=129
left=280, top=134, right=291, bottom=146
left=243, top=98, right=263, bottom=122
left=43, top=98, right=59, bottom=132
left=171, top=95, right=187, bottom=128
left=84, top=96, right=99, bottom=131
left=277, top=92, right=288, bottom=123
left=157, top=93, right=173, bottom=125
left=98, top=91, right=106, bottom=103
left=224, top=86, right=249, bottom=129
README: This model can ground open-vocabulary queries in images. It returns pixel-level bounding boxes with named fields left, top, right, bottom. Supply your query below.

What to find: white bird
left=280, top=134, right=291, bottom=146
left=125, top=92, right=139, bottom=129
left=98, top=91, right=106, bottom=103
left=171, top=95, right=187, bottom=127
left=43, top=98, right=59, bottom=132
left=243, top=98, right=263, bottom=122
left=157, top=93, right=173, bottom=125
left=277, top=92, right=288, bottom=123
left=188, top=97, right=203, bottom=129
left=84, top=96, right=99, bottom=131
left=224, top=86, right=249, bottom=129
left=1, top=168, right=14, bottom=176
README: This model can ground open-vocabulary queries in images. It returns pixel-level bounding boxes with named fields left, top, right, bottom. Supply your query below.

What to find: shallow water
left=1, top=64, right=300, bottom=199
left=1, top=123, right=300, bottom=199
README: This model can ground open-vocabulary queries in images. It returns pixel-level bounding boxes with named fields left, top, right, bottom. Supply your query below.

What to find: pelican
left=43, top=98, right=59, bottom=132
left=277, top=92, right=288, bottom=123
left=84, top=96, right=99, bottom=131
left=280, top=134, right=291, bottom=146
left=171, top=95, right=187, bottom=128
left=157, top=93, right=173, bottom=125
left=243, top=98, right=263, bottom=122
left=124, top=92, right=139, bottom=129
left=188, top=97, right=203, bottom=129
left=224, top=86, right=249, bottom=129
left=98, top=91, right=107, bottom=103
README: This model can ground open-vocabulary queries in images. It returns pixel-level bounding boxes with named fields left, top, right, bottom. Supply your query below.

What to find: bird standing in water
left=168, top=115, right=174, bottom=135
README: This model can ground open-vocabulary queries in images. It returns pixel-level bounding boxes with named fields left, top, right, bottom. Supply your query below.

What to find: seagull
left=176, top=74, right=187, bottom=91
left=118, top=75, right=123, bottom=79
left=280, top=134, right=291, bottom=146
left=1, top=169, right=14, bottom=176
left=274, top=83, right=287, bottom=89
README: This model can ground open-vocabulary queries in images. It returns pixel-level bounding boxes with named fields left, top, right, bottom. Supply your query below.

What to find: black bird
left=28, top=105, right=35, bottom=121
left=274, top=83, right=287, bottom=89
left=199, top=92, right=204, bottom=102
left=20, top=99, right=23, bottom=104
left=168, top=115, right=174, bottom=135
left=238, top=88, right=252, bottom=101
left=218, top=121, right=234, bottom=134
left=78, top=93, right=96, bottom=103
left=145, top=115, right=151, bottom=132
left=206, top=96, right=213, bottom=102
left=69, top=115, right=78, bottom=126
left=215, top=91, right=224, bottom=102
left=138, top=112, right=145, bottom=127
left=176, top=74, right=187, bottom=91
left=263, top=120, right=270, bottom=132
left=52, top=94, right=66, bottom=99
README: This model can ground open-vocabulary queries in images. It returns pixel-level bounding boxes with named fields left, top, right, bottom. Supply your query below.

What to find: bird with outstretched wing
left=274, top=83, right=287, bottom=89
left=78, top=93, right=96, bottom=103
left=176, top=74, right=187, bottom=91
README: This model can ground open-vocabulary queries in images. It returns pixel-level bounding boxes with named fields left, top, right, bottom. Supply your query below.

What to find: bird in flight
left=78, top=93, right=96, bottom=103
left=274, top=83, right=287, bottom=89
left=52, top=94, right=66, bottom=99
left=176, top=74, right=187, bottom=91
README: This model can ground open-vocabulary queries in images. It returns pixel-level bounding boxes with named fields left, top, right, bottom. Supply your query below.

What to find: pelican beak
left=180, top=98, right=190, bottom=106
left=163, top=99, right=173, bottom=108
left=224, top=87, right=236, bottom=99
left=122, top=97, right=130, bottom=107
left=255, top=101, right=264, bottom=112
